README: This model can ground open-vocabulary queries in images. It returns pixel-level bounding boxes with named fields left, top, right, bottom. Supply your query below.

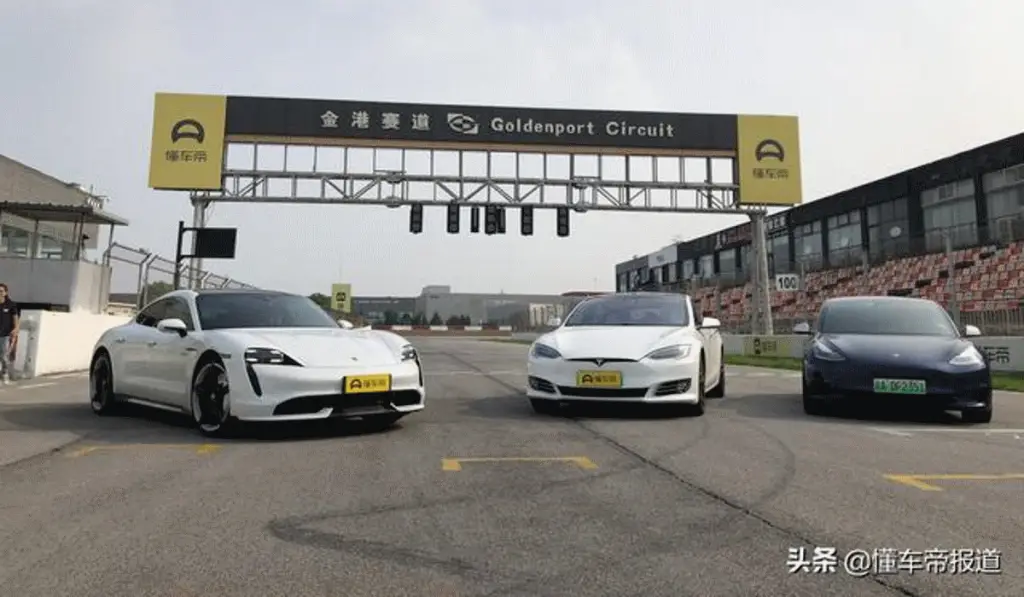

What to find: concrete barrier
left=372, top=324, right=513, bottom=337
left=506, top=332, right=1024, bottom=373
left=14, top=310, right=131, bottom=379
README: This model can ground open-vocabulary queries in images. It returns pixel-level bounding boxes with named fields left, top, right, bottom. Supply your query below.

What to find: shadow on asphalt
left=0, top=402, right=404, bottom=444
left=719, top=392, right=971, bottom=426
left=460, top=393, right=704, bottom=422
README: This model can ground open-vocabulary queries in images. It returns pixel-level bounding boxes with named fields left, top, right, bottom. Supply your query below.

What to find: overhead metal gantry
left=147, top=92, right=805, bottom=333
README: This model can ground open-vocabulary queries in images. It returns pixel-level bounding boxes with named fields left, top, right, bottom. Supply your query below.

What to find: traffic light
left=410, top=204, right=423, bottom=234
left=556, top=206, right=570, bottom=237
left=521, top=206, right=534, bottom=236
left=446, top=204, right=460, bottom=234
left=484, top=205, right=497, bottom=235
left=496, top=206, right=506, bottom=234
left=470, top=206, right=480, bottom=233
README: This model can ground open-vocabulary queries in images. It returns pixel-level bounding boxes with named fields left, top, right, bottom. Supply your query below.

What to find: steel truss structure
left=196, top=141, right=754, bottom=215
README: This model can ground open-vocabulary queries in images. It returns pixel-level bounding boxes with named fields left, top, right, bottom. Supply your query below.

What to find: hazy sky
left=2, top=0, right=1023, bottom=297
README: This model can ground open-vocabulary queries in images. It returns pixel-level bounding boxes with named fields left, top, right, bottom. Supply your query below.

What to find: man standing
left=0, top=283, right=20, bottom=384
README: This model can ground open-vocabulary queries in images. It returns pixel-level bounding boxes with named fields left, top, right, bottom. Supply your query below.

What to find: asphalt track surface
left=1, top=338, right=1022, bottom=597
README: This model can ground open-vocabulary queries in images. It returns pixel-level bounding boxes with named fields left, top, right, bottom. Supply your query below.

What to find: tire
left=89, top=352, right=120, bottom=415
left=961, top=406, right=993, bottom=424
left=801, top=369, right=828, bottom=416
left=705, top=349, right=725, bottom=399
left=530, top=398, right=559, bottom=415
left=190, top=359, right=239, bottom=438
left=360, top=413, right=405, bottom=431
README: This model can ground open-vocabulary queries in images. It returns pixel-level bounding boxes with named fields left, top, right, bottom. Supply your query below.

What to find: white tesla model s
left=526, top=292, right=724, bottom=416
left=89, top=289, right=425, bottom=436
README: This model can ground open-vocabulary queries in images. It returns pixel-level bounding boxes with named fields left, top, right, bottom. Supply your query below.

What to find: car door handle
left=114, top=337, right=126, bottom=344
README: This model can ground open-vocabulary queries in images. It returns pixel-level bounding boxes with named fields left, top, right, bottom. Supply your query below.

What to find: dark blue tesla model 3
left=795, top=296, right=993, bottom=423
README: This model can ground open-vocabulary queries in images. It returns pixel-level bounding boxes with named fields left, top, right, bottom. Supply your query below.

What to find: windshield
left=818, top=299, right=958, bottom=336
left=195, top=293, right=340, bottom=331
left=563, top=295, right=689, bottom=327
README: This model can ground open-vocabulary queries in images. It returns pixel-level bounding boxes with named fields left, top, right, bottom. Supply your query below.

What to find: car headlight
left=244, top=347, right=300, bottom=366
left=949, top=345, right=985, bottom=367
left=400, top=344, right=418, bottom=362
left=531, top=343, right=561, bottom=359
left=644, top=344, right=693, bottom=360
left=811, top=340, right=845, bottom=362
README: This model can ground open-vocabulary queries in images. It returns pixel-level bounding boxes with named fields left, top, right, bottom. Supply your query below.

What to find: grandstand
left=614, top=132, right=1024, bottom=334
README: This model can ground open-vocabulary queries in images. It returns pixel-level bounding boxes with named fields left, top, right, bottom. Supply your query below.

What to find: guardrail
left=509, top=332, right=1024, bottom=373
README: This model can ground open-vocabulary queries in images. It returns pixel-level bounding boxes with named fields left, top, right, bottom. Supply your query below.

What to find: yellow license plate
left=343, top=374, right=392, bottom=394
left=576, top=370, right=622, bottom=388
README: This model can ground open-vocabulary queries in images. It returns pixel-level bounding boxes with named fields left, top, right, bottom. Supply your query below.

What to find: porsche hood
left=219, top=328, right=406, bottom=368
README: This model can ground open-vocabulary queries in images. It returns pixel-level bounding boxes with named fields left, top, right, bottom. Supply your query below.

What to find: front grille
left=273, top=390, right=421, bottom=415
left=654, top=378, right=691, bottom=396
left=557, top=386, right=648, bottom=398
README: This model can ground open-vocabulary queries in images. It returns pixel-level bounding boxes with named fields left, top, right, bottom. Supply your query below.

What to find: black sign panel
left=225, top=96, right=738, bottom=152
left=193, top=227, right=237, bottom=259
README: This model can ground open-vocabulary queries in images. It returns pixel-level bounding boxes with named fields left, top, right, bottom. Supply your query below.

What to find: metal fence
left=104, top=242, right=257, bottom=308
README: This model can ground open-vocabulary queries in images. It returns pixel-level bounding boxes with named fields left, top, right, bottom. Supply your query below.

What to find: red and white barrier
left=371, top=324, right=514, bottom=335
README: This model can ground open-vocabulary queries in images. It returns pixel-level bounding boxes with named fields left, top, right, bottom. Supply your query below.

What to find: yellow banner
left=736, top=115, right=802, bottom=206
left=148, top=93, right=227, bottom=190
left=330, top=283, right=352, bottom=313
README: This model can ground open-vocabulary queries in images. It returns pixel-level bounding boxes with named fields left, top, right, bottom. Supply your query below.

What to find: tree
left=399, top=312, right=412, bottom=325
left=143, top=281, right=174, bottom=303
left=445, top=314, right=461, bottom=325
left=429, top=312, right=443, bottom=325
left=308, top=293, right=331, bottom=310
left=384, top=310, right=399, bottom=325
left=412, top=313, right=427, bottom=325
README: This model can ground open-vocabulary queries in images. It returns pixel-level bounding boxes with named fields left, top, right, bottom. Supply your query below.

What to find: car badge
left=351, top=357, right=358, bottom=361
left=594, top=359, right=605, bottom=367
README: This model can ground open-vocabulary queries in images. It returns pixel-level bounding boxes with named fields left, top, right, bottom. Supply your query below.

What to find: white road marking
left=426, top=370, right=524, bottom=377
left=870, top=427, right=1024, bottom=438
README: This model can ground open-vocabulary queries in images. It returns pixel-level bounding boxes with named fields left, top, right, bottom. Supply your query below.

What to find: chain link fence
left=104, top=242, right=257, bottom=310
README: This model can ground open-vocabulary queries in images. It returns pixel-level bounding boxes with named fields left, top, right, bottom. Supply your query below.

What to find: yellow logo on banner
left=330, top=283, right=352, bottom=313
left=148, top=93, right=227, bottom=190
left=736, top=115, right=802, bottom=206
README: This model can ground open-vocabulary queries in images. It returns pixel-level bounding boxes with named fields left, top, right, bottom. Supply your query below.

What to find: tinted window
left=164, top=298, right=195, bottom=330
left=818, top=300, right=957, bottom=336
left=135, top=299, right=170, bottom=327
left=563, top=295, right=689, bottom=327
left=195, top=293, right=339, bottom=331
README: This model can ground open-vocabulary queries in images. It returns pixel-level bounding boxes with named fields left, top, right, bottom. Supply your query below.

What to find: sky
left=2, top=0, right=1023, bottom=298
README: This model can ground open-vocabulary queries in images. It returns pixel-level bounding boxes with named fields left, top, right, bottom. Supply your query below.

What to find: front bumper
left=526, top=356, right=701, bottom=404
left=230, top=360, right=426, bottom=422
left=803, top=358, right=992, bottom=410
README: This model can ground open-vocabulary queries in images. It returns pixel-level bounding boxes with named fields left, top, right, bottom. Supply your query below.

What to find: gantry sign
left=148, top=93, right=803, bottom=235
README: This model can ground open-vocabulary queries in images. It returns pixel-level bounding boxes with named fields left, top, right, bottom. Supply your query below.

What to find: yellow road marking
left=884, top=473, right=1024, bottom=492
left=67, top=443, right=222, bottom=458
left=441, top=456, right=597, bottom=472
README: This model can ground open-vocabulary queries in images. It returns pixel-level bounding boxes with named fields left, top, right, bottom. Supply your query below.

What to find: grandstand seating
left=695, top=239, right=1024, bottom=325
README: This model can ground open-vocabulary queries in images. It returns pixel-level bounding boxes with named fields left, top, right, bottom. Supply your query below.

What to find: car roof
left=605, top=291, right=691, bottom=299
left=822, top=295, right=938, bottom=307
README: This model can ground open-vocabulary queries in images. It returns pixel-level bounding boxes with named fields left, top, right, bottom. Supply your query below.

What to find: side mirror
left=700, top=316, right=721, bottom=329
left=546, top=317, right=562, bottom=328
left=156, top=318, right=188, bottom=337
left=338, top=319, right=355, bottom=329
left=793, top=322, right=812, bottom=335
left=964, top=324, right=982, bottom=337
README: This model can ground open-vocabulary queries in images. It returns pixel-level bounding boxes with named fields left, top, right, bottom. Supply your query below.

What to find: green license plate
left=873, top=378, right=927, bottom=395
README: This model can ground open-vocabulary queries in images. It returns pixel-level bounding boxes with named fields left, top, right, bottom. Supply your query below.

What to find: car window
left=563, top=295, right=689, bottom=327
left=135, top=299, right=170, bottom=327
left=164, top=298, right=195, bottom=330
left=818, top=300, right=958, bottom=336
left=195, top=292, right=340, bottom=330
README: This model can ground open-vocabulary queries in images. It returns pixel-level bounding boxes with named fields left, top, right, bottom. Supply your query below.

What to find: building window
left=826, top=209, right=863, bottom=266
left=699, top=254, right=714, bottom=279
left=921, top=178, right=977, bottom=251
left=983, top=163, right=1024, bottom=242
left=617, top=273, right=627, bottom=292
left=682, top=259, right=695, bottom=281
left=866, top=196, right=909, bottom=260
left=665, top=263, right=677, bottom=283
left=768, top=232, right=790, bottom=273
left=793, top=221, right=823, bottom=268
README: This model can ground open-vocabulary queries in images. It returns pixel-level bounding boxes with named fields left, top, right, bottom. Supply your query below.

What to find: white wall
left=0, top=257, right=110, bottom=312
left=13, top=310, right=130, bottom=378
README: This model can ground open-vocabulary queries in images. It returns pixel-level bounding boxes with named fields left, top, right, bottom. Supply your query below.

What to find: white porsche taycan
left=89, top=289, right=425, bottom=436
left=526, top=292, right=724, bottom=416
